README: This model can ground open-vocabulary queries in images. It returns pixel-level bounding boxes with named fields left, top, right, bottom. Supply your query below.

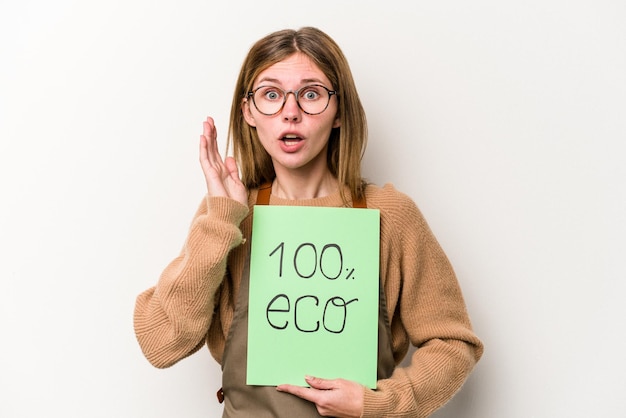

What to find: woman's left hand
left=276, top=375, right=364, bottom=418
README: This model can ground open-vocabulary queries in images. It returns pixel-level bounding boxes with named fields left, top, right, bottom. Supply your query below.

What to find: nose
left=282, top=91, right=301, bottom=121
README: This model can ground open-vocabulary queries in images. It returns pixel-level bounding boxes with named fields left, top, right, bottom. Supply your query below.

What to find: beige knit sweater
left=134, top=183, right=483, bottom=417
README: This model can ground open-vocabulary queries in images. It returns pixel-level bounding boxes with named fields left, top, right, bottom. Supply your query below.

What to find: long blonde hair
left=227, top=27, right=368, bottom=201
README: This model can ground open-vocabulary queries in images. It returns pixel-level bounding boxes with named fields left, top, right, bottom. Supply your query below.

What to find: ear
left=242, top=98, right=257, bottom=127
left=332, top=115, right=341, bottom=129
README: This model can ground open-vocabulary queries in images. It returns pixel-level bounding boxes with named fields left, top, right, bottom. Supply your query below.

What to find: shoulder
left=364, top=183, right=430, bottom=236
left=364, top=183, right=422, bottom=217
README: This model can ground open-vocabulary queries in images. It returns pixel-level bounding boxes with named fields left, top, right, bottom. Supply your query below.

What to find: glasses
left=247, top=84, right=337, bottom=116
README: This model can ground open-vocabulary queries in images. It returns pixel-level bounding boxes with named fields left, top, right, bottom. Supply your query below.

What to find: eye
left=258, top=87, right=283, bottom=101
left=300, top=86, right=322, bottom=101
left=266, top=90, right=280, bottom=100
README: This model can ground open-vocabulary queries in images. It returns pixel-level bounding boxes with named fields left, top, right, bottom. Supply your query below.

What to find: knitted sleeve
left=133, top=196, right=249, bottom=368
left=362, top=185, right=484, bottom=417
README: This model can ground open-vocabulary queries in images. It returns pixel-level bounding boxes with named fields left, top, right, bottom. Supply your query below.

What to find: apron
left=219, top=183, right=395, bottom=417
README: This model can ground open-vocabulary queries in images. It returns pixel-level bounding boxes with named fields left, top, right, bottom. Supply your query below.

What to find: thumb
left=224, top=157, right=241, bottom=183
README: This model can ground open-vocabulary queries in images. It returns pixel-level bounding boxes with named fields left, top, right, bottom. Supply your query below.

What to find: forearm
left=133, top=196, right=249, bottom=368
left=362, top=337, right=481, bottom=418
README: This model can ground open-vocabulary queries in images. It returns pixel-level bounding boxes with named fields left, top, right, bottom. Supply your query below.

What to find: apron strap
left=256, top=182, right=272, bottom=206
left=351, top=190, right=367, bottom=208
left=256, top=181, right=367, bottom=208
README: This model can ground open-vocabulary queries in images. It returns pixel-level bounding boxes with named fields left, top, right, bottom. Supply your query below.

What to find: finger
left=199, top=133, right=209, bottom=167
left=202, top=119, right=215, bottom=159
left=275, top=384, right=318, bottom=404
left=200, top=130, right=220, bottom=177
left=205, top=116, right=216, bottom=141
left=204, top=120, right=224, bottom=170
left=305, top=375, right=336, bottom=391
left=200, top=120, right=225, bottom=193
left=200, top=117, right=214, bottom=161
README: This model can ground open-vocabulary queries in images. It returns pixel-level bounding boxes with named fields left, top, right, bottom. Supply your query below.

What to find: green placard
left=247, top=205, right=380, bottom=388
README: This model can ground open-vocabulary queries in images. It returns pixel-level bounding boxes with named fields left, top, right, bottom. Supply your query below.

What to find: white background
left=1, top=1, right=625, bottom=417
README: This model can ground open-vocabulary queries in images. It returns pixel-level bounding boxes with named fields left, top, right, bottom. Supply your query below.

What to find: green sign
left=247, top=205, right=380, bottom=388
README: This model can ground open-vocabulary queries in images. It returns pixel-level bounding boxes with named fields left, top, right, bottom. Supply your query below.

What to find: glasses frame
left=246, top=84, right=338, bottom=116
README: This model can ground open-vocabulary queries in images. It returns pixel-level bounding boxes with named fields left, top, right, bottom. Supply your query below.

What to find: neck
left=272, top=170, right=338, bottom=200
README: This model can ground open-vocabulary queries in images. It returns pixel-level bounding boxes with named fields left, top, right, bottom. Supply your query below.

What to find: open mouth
left=281, top=134, right=303, bottom=146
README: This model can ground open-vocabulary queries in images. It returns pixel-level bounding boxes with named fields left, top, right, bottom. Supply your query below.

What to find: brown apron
left=219, top=184, right=395, bottom=417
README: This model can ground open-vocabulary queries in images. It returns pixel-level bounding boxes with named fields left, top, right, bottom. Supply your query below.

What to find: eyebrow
left=256, top=77, right=326, bottom=86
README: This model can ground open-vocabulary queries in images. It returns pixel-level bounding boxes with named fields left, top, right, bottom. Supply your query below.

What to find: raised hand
left=276, top=376, right=364, bottom=418
left=199, top=116, right=247, bottom=206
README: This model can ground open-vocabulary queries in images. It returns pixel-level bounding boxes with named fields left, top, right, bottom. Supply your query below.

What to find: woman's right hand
left=199, top=116, right=247, bottom=206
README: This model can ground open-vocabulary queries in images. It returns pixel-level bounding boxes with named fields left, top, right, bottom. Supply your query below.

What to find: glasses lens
left=296, top=85, right=330, bottom=114
left=253, top=85, right=331, bottom=115
left=253, top=86, right=284, bottom=115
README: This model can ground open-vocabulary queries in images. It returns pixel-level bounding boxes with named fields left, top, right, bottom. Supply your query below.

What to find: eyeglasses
left=247, top=84, right=337, bottom=116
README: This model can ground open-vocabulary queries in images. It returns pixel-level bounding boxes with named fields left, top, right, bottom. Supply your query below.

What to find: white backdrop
left=1, top=1, right=625, bottom=417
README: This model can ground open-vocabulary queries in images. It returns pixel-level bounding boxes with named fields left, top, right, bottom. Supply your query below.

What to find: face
left=242, top=52, right=341, bottom=178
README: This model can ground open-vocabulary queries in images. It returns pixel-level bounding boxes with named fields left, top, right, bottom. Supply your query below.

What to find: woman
left=134, top=26, right=483, bottom=418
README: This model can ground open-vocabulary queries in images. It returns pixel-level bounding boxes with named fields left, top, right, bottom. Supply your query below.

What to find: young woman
left=134, top=27, right=483, bottom=418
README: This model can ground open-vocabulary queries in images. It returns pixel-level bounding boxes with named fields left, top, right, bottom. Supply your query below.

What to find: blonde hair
left=227, top=27, right=368, bottom=201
